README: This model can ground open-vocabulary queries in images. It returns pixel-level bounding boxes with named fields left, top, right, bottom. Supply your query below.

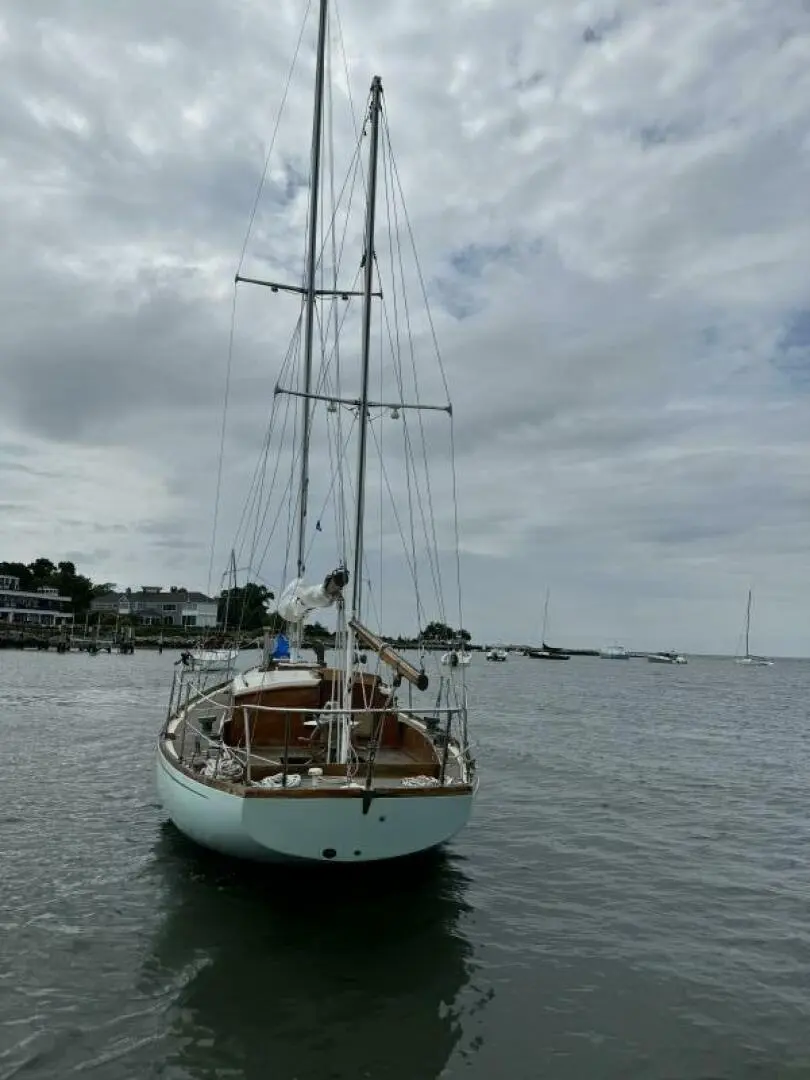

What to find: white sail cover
left=276, top=577, right=337, bottom=625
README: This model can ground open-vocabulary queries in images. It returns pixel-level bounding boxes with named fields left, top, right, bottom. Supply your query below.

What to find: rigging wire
left=206, top=0, right=314, bottom=598
left=206, top=282, right=239, bottom=597
left=304, top=414, right=357, bottom=566
left=241, top=363, right=297, bottom=574
left=382, top=115, right=449, bottom=625
left=215, top=37, right=464, bottom=678
left=377, top=121, right=447, bottom=624
left=449, top=417, right=467, bottom=701
left=237, top=124, right=364, bottom=592
left=382, top=106, right=454, bottom=399
left=231, top=319, right=301, bottom=560
left=366, top=422, right=425, bottom=613
left=272, top=119, right=366, bottom=582
left=234, top=0, right=314, bottom=279
left=378, top=128, right=424, bottom=628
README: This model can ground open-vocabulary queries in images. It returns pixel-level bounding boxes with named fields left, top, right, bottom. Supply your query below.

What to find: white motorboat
left=600, top=644, right=630, bottom=660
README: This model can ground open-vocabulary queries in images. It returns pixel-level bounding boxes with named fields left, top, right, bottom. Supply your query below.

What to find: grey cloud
left=58, top=521, right=130, bottom=534
left=148, top=538, right=205, bottom=550
left=2, top=283, right=223, bottom=441
left=0, top=460, right=60, bottom=478
left=63, top=548, right=111, bottom=564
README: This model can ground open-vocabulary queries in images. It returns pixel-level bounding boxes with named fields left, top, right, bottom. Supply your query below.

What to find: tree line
left=0, top=560, right=470, bottom=640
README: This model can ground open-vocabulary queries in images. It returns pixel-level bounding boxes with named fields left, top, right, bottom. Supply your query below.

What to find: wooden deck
left=171, top=689, right=466, bottom=789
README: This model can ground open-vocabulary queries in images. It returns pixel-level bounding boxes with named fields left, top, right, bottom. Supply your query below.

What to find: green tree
left=218, top=583, right=274, bottom=631
left=0, top=561, right=32, bottom=589
left=29, top=557, right=57, bottom=584
left=53, top=561, right=95, bottom=616
left=420, top=621, right=470, bottom=643
left=92, top=581, right=118, bottom=597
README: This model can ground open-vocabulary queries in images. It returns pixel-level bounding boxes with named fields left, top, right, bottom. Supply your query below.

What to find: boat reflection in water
left=141, top=825, right=477, bottom=1080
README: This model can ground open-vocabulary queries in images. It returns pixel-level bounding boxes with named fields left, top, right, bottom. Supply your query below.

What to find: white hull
left=189, top=648, right=238, bottom=673
left=156, top=748, right=474, bottom=864
left=735, top=656, right=773, bottom=666
left=440, top=651, right=471, bottom=667
left=648, top=653, right=687, bottom=664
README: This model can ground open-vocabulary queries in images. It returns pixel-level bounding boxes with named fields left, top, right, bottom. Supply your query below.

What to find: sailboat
left=182, top=646, right=240, bottom=674
left=155, top=2, right=476, bottom=864
left=735, top=589, right=773, bottom=666
left=527, top=588, right=570, bottom=659
left=183, top=553, right=241, bottom=674
left=440, top=647, right=472, bottom=667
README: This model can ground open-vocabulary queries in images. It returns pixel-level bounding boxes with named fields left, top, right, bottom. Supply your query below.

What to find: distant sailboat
left=528, top=588, right=570, bottom=660
left=440, top=648, right=472, bottom=667
left=735, top=589, right=773, bottom=666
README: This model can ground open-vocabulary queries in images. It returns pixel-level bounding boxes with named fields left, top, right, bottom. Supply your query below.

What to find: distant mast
left=745, top=588, right=752, bottom=658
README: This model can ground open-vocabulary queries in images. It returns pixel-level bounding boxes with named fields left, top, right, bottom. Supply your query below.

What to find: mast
left=745, top=588, right=752, bottom=657
left=337, top=76, right=382, bottom=766
left=350, top=75, right=383, bottom=619
left=221, top=547, right=237, bottom=633
left=542, top=588, right=550, bottom=644
left=295, top=0, right=329, bottom=580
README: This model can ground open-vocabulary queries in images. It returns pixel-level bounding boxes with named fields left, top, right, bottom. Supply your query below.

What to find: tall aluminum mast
left=295, top=0, right=329, bottom=579
left=337, top=75, right=383, bottom=767
left=350, top=76, right=383, bottom=620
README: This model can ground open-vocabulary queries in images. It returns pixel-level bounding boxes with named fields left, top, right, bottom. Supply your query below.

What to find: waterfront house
left=0, top=574, right=72, bottom=627
left=90, top=586, right=219, bottom=628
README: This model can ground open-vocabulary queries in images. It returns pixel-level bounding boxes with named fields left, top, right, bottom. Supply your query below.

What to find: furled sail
left=276, top=566, right=349, bottom=624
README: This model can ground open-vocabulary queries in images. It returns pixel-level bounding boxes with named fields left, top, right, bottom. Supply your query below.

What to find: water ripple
left=1, top=650, right=810, bottom=1077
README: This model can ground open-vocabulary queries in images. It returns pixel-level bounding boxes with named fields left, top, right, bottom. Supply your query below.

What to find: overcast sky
left=2, top=0, right=810, bottom=655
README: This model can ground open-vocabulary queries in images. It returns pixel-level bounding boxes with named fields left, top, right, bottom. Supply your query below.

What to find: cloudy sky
left=2, top=0, right=810, bottom=655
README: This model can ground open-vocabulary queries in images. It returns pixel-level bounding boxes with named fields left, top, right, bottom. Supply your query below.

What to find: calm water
left=1, top=648, right=810, bottom=1079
